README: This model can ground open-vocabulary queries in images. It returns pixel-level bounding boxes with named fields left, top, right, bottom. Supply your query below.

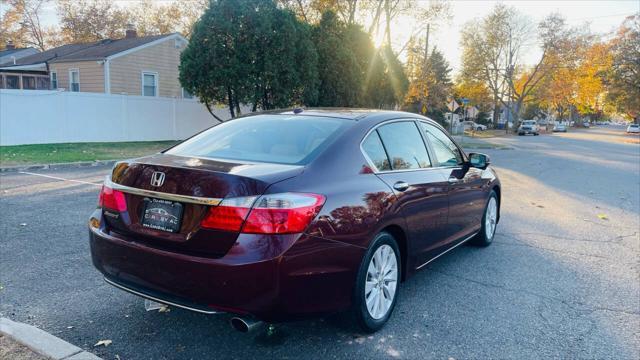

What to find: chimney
left=125, top=23, right=137, bottom=39
left=6, top=40, right=15, bottom=50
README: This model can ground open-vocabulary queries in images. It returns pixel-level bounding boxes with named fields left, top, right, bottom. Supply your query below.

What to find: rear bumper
left=89, top=220, right=364, bottom=322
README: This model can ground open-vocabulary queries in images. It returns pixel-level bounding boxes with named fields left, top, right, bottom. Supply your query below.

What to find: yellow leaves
left=454, top=80, right=491, bottom=108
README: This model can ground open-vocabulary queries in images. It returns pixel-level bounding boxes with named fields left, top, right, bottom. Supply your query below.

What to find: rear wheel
left=470, top=191, right=498, bottom=246
left=352, top=232, right=400, bottom=333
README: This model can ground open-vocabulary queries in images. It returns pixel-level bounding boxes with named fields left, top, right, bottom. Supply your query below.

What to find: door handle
left=448, top=177, right=461, bottom=184
left=393, top=181, right=410, bottom=192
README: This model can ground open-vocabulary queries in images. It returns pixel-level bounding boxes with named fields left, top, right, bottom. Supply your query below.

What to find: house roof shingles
left=0, top=47, right=36, bottom=57
left=0, top=34, right=175, bottom=67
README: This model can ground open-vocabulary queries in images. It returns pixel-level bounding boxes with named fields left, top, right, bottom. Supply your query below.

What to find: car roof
left=243, top=108, right=424, bottom=121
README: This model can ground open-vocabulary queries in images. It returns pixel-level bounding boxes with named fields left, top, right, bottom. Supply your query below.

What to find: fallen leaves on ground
left=94, top=339, right=112, bottom=347
left=597, top=214, right=609, bottom=220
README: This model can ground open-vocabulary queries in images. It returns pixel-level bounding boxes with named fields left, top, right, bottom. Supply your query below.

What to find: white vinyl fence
left=0, top=90, right=247, bottom=146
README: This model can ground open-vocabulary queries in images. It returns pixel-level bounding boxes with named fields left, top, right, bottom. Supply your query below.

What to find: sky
left=21, top=0, right=640, bottom=75
left=390, top=0, right=640, bottom=75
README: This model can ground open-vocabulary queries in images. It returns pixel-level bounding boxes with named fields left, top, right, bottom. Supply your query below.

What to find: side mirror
left=468, top=152, right=491, bottom=169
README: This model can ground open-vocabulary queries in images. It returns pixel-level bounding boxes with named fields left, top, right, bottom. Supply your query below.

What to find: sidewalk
left=0, top=318, right=102, bottom=360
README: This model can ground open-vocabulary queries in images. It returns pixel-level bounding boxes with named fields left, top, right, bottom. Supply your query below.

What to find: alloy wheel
left=365, top=244, right=398, bottom=319
left=485, top=197, right=498, bottom=240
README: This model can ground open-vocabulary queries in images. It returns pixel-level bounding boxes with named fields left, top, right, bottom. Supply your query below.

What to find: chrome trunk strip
left=104, top=177, right=222, bottom=206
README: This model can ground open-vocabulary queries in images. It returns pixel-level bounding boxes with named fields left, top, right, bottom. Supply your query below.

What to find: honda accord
left=89, top=109, right=501, bottom=332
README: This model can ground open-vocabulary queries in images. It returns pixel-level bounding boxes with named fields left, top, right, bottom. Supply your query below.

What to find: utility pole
left=424, top=23, right=430, bottom=67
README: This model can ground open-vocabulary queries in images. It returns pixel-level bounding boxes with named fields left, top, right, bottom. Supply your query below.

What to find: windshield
left=630, top=124, right=639, bottom=128
left=522, top=121, right=536, bottom=125
left=165, top=115, right=351, bottom=165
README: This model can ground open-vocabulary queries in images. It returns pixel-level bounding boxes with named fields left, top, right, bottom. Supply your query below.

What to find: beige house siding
left=49, top=61, right=104, bottom=93
left=109, top=38, right=185, bottom=98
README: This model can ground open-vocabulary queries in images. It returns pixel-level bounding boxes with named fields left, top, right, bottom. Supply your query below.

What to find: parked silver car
left=518, top=120, right=539, bottom=136
left=553, top=123, right=568, bottom=133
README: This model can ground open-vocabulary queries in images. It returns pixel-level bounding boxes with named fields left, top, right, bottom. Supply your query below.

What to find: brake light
left=200, top=196, right=257, bottom=232
left=200, top=193, right=325, bottom=234
left=98, top=185, right=127, bottom=212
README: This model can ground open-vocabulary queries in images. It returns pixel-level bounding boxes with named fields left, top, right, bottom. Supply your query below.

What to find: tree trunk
left=384, top=0, right=391, bottom=46
left=203, top=99, right=223, bottom=122
left=227, top=87, right=235, bottom=118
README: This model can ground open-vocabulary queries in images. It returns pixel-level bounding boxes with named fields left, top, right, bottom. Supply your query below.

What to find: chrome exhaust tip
left=230, top=317, right=264, bottom=333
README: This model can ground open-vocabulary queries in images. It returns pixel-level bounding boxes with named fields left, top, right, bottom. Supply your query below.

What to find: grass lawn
left=463, top=129, right=508, bottom=138
left=0, top=141, right=179, bottom=167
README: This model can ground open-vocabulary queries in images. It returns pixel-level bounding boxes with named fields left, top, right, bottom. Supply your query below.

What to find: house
left=0, top=41, right=39, bottom=65
left=0, top=28, right=191, bottom=99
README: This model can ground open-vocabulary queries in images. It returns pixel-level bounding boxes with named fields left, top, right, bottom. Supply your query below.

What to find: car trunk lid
left=101, top=153, right=303, bottom=257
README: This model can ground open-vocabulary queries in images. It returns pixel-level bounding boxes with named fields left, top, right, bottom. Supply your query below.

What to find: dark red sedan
left=89, top=109, right=501, bottom=332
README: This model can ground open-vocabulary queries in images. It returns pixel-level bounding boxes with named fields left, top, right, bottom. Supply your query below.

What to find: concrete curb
left=0, top=318, right=102, bottom=360
left=0, top=160, right=117, bottom=173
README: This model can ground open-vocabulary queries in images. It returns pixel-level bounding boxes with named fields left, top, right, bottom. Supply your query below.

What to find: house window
left=36, top=77, right=49, bottom=90
left=50, top=72, right=57, bottom=89
left=22, top=76, right=36, bottom=89
left=142, top=72, right=158, bottom=97
left=182, top=88, right=194, bottom=99
left=6, top=75, right=19, bottom=89
left=69, top=69, right=79, bottom=92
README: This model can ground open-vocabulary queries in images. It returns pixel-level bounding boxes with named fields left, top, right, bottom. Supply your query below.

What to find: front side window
left=376, top=121, right=431, bottom=170
left=142, top=72, right=157, bottom=96
left=6, top=75, right=19, bottom=89
left=362, top=131, right=391, bottom=171
left=166, top=115, right=351, bottom=165
left=69, top=69, right=79, bottom=92
left=420, top=122, right=463, bottom=167
left=50, top=72, right=57, bottom=89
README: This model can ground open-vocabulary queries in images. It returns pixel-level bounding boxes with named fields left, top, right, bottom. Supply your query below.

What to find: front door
left=419, top=122, right=485, bottom=243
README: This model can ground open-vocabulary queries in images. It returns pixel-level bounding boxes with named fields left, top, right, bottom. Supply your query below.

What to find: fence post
left=172, top=97, right=177, bottom=140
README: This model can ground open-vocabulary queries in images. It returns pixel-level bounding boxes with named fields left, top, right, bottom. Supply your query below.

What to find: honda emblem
left=150, top=171, right=166, bottom=187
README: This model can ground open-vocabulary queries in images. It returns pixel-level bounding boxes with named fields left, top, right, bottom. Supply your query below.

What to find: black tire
left=470, top=190, right=499, bottom=247
left=352, top=232, right=401, bottom=333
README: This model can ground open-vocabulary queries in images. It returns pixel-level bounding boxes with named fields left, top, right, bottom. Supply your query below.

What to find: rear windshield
left=165, top=115, right=350, bottom=165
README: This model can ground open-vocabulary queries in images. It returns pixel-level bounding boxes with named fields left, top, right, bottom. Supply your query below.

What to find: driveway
left=1, top=126, right=638, bottom=359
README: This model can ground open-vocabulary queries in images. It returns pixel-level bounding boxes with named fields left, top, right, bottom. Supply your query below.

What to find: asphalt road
left=1, top=126, right=639, bottom=359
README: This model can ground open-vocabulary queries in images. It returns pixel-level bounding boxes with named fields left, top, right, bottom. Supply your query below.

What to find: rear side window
left=362, top=132, right=391, bottom=171
left=420, top=123, right=463, bottom=166
left=376, top=122, right=431, bottom=170
left=166, top=115, right=350, bottom=165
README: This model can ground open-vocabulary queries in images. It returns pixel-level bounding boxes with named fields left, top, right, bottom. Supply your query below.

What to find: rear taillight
left=200, top=196, right=257, bottom=232
left=98, top=185, right=127, bottom=212
left=200, top=193, right=325, bottom=234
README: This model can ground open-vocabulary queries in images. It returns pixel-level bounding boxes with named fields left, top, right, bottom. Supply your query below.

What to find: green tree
left=311, top=11, right=363, bottom=107
left=404, top=38, right=451, bottom=121
left=311, top=11, right=406, bottom=108
left=180, top=0, right=318, bottom=119
left=607, top=14, right=640, bottom=122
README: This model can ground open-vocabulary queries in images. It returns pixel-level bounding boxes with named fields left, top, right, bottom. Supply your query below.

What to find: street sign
left=421, top=104, right=427, bottom=114
left=447, top=100, right=459, bottom=112
left=461, top=98, right=470, bottom=105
